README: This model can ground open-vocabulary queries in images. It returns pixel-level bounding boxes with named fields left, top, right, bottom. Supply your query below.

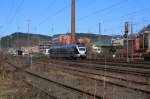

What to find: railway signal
left=125, top=22, right=129, bottom=34
left=124, top=22, right=129, bottom=38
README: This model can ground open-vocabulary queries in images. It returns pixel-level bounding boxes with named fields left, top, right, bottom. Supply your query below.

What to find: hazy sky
left=0, top=0, right=150, bottom=36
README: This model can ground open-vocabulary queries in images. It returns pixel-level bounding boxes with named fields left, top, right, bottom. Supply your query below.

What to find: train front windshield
left=79, top=48, right=86, bottom=51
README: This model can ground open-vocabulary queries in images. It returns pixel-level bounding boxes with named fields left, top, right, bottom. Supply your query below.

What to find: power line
left=76, top=0, right=95, bottom=8
left=1, top=0, right=15, bottom=34
left=39, top=0, right=81, bottom=26
left=103, top=7, right=150, bottom=24
left=78, top=5, right=150, bottom=34
left=120, top=7, right=150, bottom=19
left=40, top=0, right=56, bottom=15
left=77, top=18, right=149, bottom=36
left=8, top=0, right=24, bottom=24
left=77, top=0, right=127, bottom=22
left=39, top=5, right=68, bottom=25
left=74, top=0, right=150, bottom=35
left=76, top=0, right=130, bottom=33
left=3, top=0, right=24, bottom=34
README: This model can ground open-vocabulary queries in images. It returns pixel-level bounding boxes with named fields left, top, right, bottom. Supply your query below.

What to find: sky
left=0, top=0, right=150, bottom=37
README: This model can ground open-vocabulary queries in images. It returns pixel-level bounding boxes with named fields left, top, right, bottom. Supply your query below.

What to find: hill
left=1, top=32, right=52, bottom=48
left=1, top=32, right=113, bottom=49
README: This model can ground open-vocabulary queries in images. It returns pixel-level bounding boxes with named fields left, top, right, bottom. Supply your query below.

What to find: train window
left=79, top=48, right=85, bottom=51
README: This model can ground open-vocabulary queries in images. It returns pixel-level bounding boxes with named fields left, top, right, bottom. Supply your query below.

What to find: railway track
left=86, top=59, right=150, bottom=69
left=5, top=61, right=102, bottom=99
left=4, top=56, right=150, bottom=99
left=35, top=61, right=150, bottom=94
left=46, top=59, right=150, bottom=78
left=88, top=58, right=150, bottom=65
left=37, top=57, right=150, bottom=69
left=36, top=58, right=150, bottom=76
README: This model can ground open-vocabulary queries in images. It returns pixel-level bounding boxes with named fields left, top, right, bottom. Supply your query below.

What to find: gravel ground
left=0, top=54, right=55, bottom=99
left=31, top=61, right=150, bottom=99
left=2, top=54, right=150, bottom=99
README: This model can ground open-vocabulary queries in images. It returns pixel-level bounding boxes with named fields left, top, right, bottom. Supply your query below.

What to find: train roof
left=48, top=43, right=85, bottom=49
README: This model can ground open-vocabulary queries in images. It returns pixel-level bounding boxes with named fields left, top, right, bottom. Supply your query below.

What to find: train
left=48, top=43, right=86, bottom=59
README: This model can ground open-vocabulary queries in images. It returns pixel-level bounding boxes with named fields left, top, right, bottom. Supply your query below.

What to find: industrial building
left=39, top=41, right=53, bottom=54
left=92, top=39, right=112, bottom=54
left=21, top=46, right=39, bottom=55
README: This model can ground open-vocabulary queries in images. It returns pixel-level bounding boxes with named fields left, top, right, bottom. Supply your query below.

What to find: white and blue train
left=48, top=43, right=86, bottom=59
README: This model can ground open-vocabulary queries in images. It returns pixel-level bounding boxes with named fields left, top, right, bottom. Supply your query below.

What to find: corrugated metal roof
left=93, top=39, right=112, bottom=46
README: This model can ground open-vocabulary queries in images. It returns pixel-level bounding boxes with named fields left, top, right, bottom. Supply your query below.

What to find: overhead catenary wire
left=39, top=0, right=81, bottom=26
left=122, top=7, right=150, bottom=18
left=37, top=0, right=78, bottom=32
left=1, top=0, right=14, bottom=31
left=9, top=0, right=25, bottom=24
left=38, top=0, right=77, bottom=26
left=101, top=7, right=150, bottom=25
left=77, top=0, right=128, bottom=22
left=3, top=0, right=24, bottom=34
left=39, top=5, right=68, bottom=25
left=77, top=5, right=150, bottom=35
left=2, top=0, right=150, bottom=37
left=75, top=0, right=150, bottom=34
left=39, top=0, right=56, bottom=16
left=76, top=0, right=95, bottom=8
left=76, top=0, right=130, bottom=33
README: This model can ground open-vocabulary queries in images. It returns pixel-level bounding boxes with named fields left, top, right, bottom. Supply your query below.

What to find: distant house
left=112, top=38, right=124, bottom=46
left=92, top=38, right=112, bottom=54
left=21, top=46, right=39, bottom=55
left=8, top=48, right=17, bottom=55
left=39, top=41, right=53, bottom=54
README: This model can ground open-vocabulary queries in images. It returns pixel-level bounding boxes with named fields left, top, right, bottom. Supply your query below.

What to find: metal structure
left=27, top=19, right=30, bottom=47
left=0, top=37, right=1, bottom=51
left=124, top=22, right=129, bottom=62
left=99, top=22, right=101, bottom=40
left=131, top=23, right=134, bottom=61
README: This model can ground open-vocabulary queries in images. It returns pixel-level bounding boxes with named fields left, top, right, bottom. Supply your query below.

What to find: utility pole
left=0, top=26, right=3, bottom=51
left=124, top=22, right=129, bottom=62
left=143, top=32, right=145, bottom=50
left=51, top=24, right=54, bottom=33
left=142, top=23, right=145, bottom=50
left=71, top=0, right=75, bottom=43
left=7, top=38, right=9, bottom=51
left=17, top=26, right=20, bottom=49
left=27, top=19, right=32, bottom=68
left=27, top=20, right=30, bottom=33
left=127, top=34, right=129, bottom=62
left=27, top=19, right=30, bottom=47
left=0, top=37, right=1, bottom=51
left=99, top=22, right=101, bottom=39
left=142, top=18, right=145, bottom=50
left=131, top=23, right=134, bottom=61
